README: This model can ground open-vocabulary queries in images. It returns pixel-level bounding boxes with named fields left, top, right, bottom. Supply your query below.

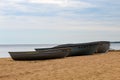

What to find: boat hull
left=53, top=41, right=110, bottom=55
left=9, top=48, right=70, bottom=60
left=68, top=45, right=98, bottom=56
left=52, top=42, right=99, bottom=56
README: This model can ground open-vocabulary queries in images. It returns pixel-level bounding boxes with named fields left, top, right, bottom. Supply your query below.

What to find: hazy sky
left=0, top=0, right=120, bottom=44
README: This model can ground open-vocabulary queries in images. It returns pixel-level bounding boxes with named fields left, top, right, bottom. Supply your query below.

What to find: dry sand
left=0, top=51, right=120, bottom=80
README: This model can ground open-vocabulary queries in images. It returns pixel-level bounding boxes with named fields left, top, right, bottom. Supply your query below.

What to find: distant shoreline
left=111, top=41, right=120, bottom=43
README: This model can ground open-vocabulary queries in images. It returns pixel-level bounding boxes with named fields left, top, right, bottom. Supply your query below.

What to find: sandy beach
left=0, top=51, right=120, bottom=80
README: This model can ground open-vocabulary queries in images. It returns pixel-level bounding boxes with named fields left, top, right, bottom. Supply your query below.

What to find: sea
left=0, top=43, right=120, bottom=58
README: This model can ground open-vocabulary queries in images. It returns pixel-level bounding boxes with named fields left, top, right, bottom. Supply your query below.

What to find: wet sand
left=0, top=51, right=120, bottom=80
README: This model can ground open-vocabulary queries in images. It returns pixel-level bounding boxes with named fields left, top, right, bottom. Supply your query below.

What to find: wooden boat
left=36, top=42, right=98, bottom=56
left=53, top=41, right=110, bottom=55
left=93, top=41, right=110, bottom=53
left=9, top=48, right=70, bottom=60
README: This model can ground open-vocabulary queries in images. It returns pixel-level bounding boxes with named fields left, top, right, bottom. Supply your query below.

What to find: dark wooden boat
left=93, top=41, right=110, bottom=53
left=53, top=41, right=110, bottom=55
left=9, top=48, right=70, bottom=60
left=36, top=42, right=98, bottom=56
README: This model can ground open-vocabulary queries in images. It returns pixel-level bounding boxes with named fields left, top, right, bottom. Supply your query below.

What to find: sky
left=0, top=0, right=120, bottom=44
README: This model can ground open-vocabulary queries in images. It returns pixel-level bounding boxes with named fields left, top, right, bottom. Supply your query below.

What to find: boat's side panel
left=36, top=48, right=70, bottom=59
left=53, top=42, right=99, bottom=56
left=68, top=44, right=98, bottom=56
left=9, top=51, right=39, bottom=60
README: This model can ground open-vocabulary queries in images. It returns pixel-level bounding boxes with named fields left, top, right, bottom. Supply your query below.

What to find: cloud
left=0, top=15, right=120, bottom=32
left=0, top=0, right=95, bottom=11
left=28, top=0, right=65, bottom=4
left=0, top=0, right=95, bottom=17
left=28, top=0, right=95, bottom=8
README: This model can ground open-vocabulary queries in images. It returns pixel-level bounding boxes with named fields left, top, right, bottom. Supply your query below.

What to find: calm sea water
left=110, top=42, right=120, bottom=50
left=0, top=43, right=120, bottom=58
